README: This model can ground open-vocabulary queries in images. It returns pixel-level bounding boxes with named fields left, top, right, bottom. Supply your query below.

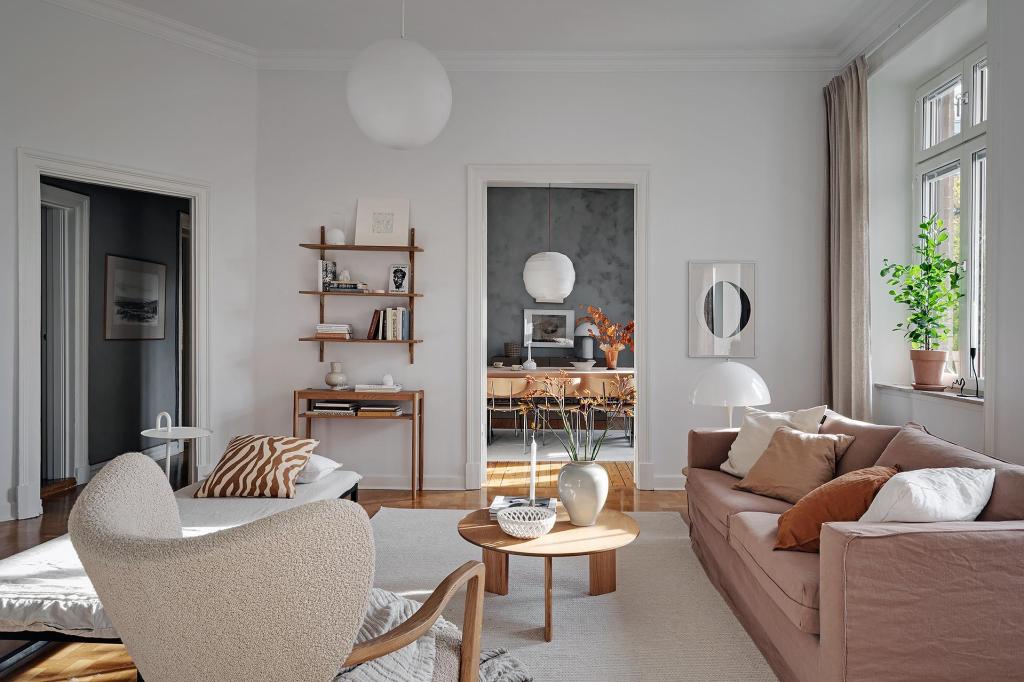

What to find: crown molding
left=835, top=0, right=935, bottom=67
left=41, top=0, right=874, bottom=74
left=259, top=49, right=841, bottom=73
left=41, top=0, right=258, bottom=67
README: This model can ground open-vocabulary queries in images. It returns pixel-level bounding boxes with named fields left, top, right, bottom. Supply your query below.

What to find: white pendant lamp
left=523, top=186, right=575, bottom=304
left=346, top=1, right=452, bottom=149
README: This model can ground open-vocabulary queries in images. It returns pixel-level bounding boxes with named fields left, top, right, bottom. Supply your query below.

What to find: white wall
left=986, top=0, right=1024, bottom=464
left=874, top=386, right=984, bottom=450
left=254, top=68, right=830, bottom=489
left=867, top=76, right=914, bottom=389
left=0, top=1, right=259, bottom=519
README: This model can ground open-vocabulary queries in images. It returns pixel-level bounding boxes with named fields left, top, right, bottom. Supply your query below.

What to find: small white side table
left=141, top=412, right=212, bottom=484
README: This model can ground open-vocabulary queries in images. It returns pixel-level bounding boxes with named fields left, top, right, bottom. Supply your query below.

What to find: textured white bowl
left=496, top=506, right=556, bottom=539
left=571, top=360, right=596, bottom=370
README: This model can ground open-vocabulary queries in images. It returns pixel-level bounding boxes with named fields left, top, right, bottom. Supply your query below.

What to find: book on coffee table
left=489, top=495, right=556, bottom=520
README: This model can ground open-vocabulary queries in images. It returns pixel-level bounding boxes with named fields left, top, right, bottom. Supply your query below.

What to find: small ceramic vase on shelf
left=325, top=362, right=347, bottom=390
left=557, top=460, right=609, bottom=527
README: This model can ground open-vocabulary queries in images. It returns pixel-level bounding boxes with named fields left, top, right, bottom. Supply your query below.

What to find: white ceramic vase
left=557, top=461, right=609, bottom=527
left=325, top=362, right=347, bottom=390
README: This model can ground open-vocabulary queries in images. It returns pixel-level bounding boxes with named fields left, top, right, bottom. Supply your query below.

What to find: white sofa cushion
left=859, top=467, right=996, bottom=523
left=721, top=405, right=827, bottom=477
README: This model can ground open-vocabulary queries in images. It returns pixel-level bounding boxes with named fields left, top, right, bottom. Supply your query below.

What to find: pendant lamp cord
left=401, top=0, right=406, bottom=38
left=547, top=184, right=552, bottom=251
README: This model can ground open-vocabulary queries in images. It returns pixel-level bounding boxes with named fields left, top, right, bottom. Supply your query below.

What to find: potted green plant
left=880, top=215, right=964, bottom=388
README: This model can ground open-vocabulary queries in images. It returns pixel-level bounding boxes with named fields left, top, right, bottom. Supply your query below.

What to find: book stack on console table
left=358, top=404, right=404, bottom=417
left=354, top=383, right=403, bottom=393
left=367, top=307, right=409, bottom=340
left=308, top=399, right=356, bottom=415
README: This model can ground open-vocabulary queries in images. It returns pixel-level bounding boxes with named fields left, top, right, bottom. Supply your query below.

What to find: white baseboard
left=653, top=474, right=687, bottom=491
left=15, top=484, right=43, bottom=520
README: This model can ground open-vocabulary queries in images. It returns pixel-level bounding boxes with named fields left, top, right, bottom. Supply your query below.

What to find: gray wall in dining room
left=487, top=187, right=634, bottom=366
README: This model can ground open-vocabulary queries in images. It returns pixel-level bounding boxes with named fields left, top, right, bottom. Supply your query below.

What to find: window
left=912, top=44, right=988, bottom=386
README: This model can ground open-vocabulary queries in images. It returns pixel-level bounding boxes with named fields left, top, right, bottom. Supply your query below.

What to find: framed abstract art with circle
left=688, top=261, right=756, bottom=357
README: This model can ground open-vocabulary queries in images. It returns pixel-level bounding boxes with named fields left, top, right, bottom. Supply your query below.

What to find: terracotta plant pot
left=910, top=349, right=948, bottom=387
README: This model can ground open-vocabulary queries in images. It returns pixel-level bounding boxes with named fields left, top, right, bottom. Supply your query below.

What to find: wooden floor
left=1, top=476, right=685, bottom=681
left=486, top=460, right=634, bottom=489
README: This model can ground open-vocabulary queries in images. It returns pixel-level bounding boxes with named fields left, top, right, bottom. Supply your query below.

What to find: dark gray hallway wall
left=42, top=177, right=186, bottom=465
left=487, top=188, right=634, bottom=365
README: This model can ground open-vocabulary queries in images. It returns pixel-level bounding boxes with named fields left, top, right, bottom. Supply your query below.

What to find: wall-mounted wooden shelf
left=299, top=337, right=423, bottom=344
left=299, top=290, right=423, bottom=298
left=300, top=243, right=423, bottom=253
left=303, top=226, right=421, bottom=363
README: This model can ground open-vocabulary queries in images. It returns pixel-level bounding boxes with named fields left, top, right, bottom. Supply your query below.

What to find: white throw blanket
left=336, top=588, right=531, bottom=682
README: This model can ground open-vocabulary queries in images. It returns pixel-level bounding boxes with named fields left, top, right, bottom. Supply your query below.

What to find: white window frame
left=912, top=134, right=986, bottom=388
left=914, top=44, right=988, bottom=165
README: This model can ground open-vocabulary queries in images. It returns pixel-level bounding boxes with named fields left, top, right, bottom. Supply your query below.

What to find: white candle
left=529, top=435, right=537, bottom=505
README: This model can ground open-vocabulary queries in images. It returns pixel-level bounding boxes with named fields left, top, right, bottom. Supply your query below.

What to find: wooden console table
left=292, top=388, right=424, bottom=498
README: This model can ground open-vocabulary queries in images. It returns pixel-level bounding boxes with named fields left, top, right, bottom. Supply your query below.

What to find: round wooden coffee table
left=457, top=505, right=639, bottom=641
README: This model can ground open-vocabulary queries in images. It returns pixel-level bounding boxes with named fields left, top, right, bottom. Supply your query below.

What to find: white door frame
left=40, top=185, right=90, bottom=484
left=16, top=148, right=212, bottom=519
left=465, top=164, right=652, bottom=490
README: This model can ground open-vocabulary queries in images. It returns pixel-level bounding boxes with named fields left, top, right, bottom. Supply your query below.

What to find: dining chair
left=486, top=377, right=528, bottom=445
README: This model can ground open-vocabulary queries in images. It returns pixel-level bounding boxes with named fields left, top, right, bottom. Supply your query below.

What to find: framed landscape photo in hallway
left=104, top=254, right=167, bottom=340
left=689, top=261, right=756, bottom=357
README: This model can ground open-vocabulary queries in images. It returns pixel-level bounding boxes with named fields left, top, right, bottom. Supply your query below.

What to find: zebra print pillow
left=194, top=435, right=318, bottom=498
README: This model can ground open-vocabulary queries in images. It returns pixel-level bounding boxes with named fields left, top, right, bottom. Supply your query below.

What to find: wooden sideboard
left=486, top=368, right=635, bottom=379
left=292, top=388, right=424, bottom=498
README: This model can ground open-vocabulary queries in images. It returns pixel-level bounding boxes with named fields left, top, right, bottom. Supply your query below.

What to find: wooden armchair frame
left=344, top=561, right=486, bottom=682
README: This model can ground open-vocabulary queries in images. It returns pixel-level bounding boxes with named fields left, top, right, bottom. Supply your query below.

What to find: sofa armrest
left=686, top=428, right=738, bottom=471
left=819, top=520, right=1024, bottom=682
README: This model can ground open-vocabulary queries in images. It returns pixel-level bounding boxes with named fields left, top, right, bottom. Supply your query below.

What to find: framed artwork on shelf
left=388, top=263, right=410, bottom=293
left=104, top=254, right=167, bottom=340
left=524, top=309, right=574, bottom=348
left=355, top=197, right=410, bottom=246
left=688, top=261, right=756, bottom=358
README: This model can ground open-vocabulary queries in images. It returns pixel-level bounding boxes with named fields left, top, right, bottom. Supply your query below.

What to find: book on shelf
left=308, top=409, right=356, bottom=416
left=310, top=400, right=355, bottom=410
left=315, top=332, right=352, bottom=339
left=489, top=496, right=557, bottom=519
left=354, top=384, right=403, bottom=392
left=366, top=307, right=409, bottom=340
left=326, top=280, right=369, bottom=293
left=317, top=260, right=338, bottom=293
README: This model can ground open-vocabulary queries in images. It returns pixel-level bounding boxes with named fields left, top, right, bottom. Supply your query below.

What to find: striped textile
left=194, top=435, right=317, bottom=499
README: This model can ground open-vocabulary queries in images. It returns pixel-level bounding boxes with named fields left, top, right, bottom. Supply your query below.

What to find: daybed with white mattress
left=0, top=468, right=361, bottom=643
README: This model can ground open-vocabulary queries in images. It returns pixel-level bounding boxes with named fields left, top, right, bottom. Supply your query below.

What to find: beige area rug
left=371, top=508, right=776, bottom=682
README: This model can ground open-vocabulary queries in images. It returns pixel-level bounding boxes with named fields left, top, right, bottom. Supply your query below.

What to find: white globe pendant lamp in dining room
left=346, top=0, right=452, bottom=149
left=523, top=186, right=575, bottom=304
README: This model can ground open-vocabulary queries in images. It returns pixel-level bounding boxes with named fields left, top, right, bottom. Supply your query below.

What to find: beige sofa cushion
left=820, top=411, right=901, bottom=475
left=876, top=424, right=1024, bottom=521
left=734, top=427, right=854, bottom=503
left=685, top=468, right=792, bottom=538
left=729, top=511, right=821, bottom=634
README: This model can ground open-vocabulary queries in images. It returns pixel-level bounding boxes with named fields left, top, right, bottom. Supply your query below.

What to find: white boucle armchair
left=68, top=453, right=485, bottom=682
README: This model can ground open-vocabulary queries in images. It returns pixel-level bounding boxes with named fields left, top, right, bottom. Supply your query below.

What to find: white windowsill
left=874, top=382, right=984, bottom=406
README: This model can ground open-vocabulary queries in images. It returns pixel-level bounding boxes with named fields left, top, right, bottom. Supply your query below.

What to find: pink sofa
left=685, top=412, right=1024, bottom=682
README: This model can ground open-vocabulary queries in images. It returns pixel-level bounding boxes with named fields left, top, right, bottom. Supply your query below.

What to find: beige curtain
left=825, top=57, right=870, bottom=421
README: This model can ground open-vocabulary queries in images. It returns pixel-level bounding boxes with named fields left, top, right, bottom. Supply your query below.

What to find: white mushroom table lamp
left=690, top=361, right=771, bottom=427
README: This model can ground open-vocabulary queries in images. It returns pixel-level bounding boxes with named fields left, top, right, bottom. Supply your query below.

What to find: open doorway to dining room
left=466, top=165, right=651, bottom=491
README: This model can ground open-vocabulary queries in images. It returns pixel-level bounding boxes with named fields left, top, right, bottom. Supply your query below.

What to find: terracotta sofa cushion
left=820, top=411, right=901, bottom=475
left=685, top=468, right=792, bottom=538
left=775, top=465, right=899, bottom=552
left=729, top=512, right=821, bottom=634
left=876, top=424, right=1024, bottom=521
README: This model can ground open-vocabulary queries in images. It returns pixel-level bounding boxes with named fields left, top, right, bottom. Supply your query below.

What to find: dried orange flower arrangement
left=517, top=370, right=636, bottom=461
left=576, top=305, right=635, bottom=369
